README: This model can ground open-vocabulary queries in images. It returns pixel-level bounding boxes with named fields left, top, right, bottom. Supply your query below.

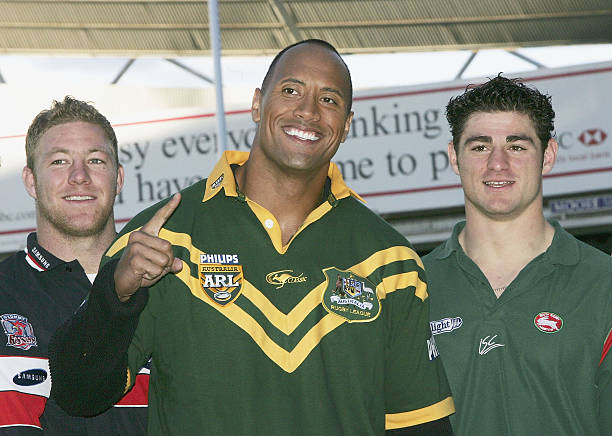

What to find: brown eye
left=321, top=96, right=337, bottom=105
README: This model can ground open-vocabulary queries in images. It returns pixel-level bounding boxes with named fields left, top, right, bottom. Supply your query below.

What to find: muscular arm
left=48, top=260, right=148, bottom=416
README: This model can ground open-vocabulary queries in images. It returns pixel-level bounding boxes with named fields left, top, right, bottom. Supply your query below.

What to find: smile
left=484, top=181, right=513, bottom=187
left=64, top=195, right=95, bottom=201
left=284, top=128, right=320, bottom=141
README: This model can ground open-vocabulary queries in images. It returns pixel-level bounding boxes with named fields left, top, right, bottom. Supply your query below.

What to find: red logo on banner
left=578, top=128, right=607, bottom=146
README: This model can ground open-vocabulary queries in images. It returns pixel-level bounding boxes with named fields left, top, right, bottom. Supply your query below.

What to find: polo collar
left=433, top=221, right=465, bottom=260
left=202, top=150, right=364, bottom=204
left=24, top=232, right=62, bottom=271
left=433, top=219, right=579, bottom=266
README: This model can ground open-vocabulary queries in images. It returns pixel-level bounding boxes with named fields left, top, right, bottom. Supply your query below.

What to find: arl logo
left=266, top=270, right=307, bottom=289
left=321, top=268, right=380, bottom=323
left=1, top=314, right=37, bottom=350
left=199, top=253, right=243, bottom=306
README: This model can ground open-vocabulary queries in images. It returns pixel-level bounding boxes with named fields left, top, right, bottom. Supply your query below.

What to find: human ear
left=542, top=139, right=558, bottom=175
left=448, top=141, right=460, bottom=175
left=340, top=111, right=354, bottom=143
left=22, top=166, right=38, bottom=200
left=251, top=89, right=262, bottom=123
left=116, top=165, right=125, bottom=195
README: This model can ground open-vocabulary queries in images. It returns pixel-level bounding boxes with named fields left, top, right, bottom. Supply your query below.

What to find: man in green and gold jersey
left=49, top=39, right=455, bottom=434
left=425, top=75, right=612, bottom=434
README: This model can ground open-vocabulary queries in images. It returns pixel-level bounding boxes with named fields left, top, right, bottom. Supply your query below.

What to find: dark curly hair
left=446, top=75, right=555, bottom=154
left=260, top=39, right=353, bottom=114
left=26, top=96, right=118, bottom=172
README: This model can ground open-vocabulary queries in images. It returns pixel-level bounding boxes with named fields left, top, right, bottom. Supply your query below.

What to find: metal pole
left=208, top=0, right=227, bottom=153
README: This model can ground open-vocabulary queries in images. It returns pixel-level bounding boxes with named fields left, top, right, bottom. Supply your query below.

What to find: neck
left=235, top=154, right=328, bottom=245
left=459, top=205, right=555, bottom=291
left=36, top=221, right=117, bottom=274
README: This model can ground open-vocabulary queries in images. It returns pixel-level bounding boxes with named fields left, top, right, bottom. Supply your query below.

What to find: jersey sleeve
left=383, top=254, right=454, bottom=430
left=48, top=259, right=149, bottom=416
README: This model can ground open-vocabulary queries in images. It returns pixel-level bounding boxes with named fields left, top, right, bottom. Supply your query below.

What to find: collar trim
left=25, top=233, right=59, bottom=271
left=202, top=150, right=364, bottom=204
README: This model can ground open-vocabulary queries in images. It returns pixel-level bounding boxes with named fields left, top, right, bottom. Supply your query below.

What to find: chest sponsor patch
left=13, top=368, right=48, bottom=386
left=321, top=268, right=380, bottom=323
left=430, top=316, right=463, bottom=335
left=1, top=314, right=38, bottom=350
left=199, top=253, right=243, bottom=306
left=534, top=312, right=563, bottom=333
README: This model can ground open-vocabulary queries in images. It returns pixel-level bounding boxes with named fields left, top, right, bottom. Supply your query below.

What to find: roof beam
left=507, top=50, right=545, bottom=69
left=266, top=0, right=301, bottom=44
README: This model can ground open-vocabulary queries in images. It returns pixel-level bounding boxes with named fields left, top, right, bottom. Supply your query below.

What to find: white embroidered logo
left=478, top=335, right=504, bottom=355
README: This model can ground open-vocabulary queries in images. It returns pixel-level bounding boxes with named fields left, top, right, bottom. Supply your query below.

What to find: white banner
left=1, top=62, right=611, bottom=252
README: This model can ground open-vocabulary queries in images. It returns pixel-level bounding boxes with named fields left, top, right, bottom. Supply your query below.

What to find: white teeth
left=65, top=195, right=94, bottom=200
left=286, top=128, right=319, bottom=141
left=485, top=181, right=513, bottom=187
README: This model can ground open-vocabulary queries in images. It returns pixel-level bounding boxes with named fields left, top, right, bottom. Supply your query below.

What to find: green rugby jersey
left=425, top=220, right=612, bottom=435
left=104, top=151, right=454, bottom=435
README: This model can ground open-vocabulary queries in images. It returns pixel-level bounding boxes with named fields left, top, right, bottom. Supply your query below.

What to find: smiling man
left=49, top=40, right=454, bottom=434
left=0, top=97, right=148, bottom=434
left=424, top=76, right=612, bottom=434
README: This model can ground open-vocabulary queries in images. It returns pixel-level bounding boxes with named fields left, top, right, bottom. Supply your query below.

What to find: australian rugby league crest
left=199, top=253, right=243, bottom=306
left=321, top=268, right=380, bottom=322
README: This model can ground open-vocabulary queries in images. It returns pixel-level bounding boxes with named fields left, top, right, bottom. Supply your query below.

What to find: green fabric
left=425, top=220, right=612, bottom=435
left=104, top=167, right=452, bottom=434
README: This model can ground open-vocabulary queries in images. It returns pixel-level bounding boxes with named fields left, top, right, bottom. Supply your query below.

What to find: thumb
left=171, top=258, right=183, bottom=273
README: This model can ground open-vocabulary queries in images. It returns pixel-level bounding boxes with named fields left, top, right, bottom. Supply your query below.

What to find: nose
left=68, top=160, right=92, bottom=184
left=293, top=94, right=320, bottom=121
left=487, top=147, right=510, bottom=171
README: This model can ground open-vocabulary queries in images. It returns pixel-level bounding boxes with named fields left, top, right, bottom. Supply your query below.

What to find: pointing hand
left=114, top=193, right=183, bottom=302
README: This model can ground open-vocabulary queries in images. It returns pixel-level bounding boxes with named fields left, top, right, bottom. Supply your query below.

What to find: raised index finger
left=141, top=193, right=181, bottom=236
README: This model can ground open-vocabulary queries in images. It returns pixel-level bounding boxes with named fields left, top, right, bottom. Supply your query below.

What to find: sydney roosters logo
left=1, top=314, right=37, bottom=350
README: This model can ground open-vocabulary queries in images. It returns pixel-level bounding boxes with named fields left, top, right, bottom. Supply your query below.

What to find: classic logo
left=430, top=317, right=463, bottom=335
left=199, top=253, right=243, bottom=306
left=1, top=314, right=37, bottom=350
left=578, top=128, right=607, bottom=146
left=478, top=335, right=504, bottom=355
left=210, top=174, right=224, bottom=190
left=13, top=369, right=47, bottom=386
left=534, top=312, right=563, bottom=333
left=265, top=270, right=307, bottom=289
left=321, top=268, right=380, bottom=323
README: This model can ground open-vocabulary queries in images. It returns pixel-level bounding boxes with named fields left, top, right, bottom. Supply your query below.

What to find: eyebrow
left=283, top=78, right=345, bottom=100
left=464, top=135, right=491, bottom=145
left=463, top=135, right=535, bottom=146
left=44, top=147, right=110, bottom=156
left=506, top=135, right=535, bottom=145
